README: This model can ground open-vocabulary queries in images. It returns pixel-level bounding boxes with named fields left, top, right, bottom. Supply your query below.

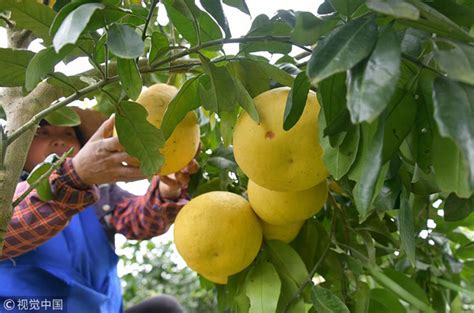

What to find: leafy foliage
left=2, top=0, right=474, bottom=311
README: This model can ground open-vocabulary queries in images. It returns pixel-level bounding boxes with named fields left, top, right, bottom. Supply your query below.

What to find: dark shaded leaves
left=115, top=101, right=165, bottom=176
left=283, top=72, right=310, bottom=131
left=307, top=17, right=378, bottom=84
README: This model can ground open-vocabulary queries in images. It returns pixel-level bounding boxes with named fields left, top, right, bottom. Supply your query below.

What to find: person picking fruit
left=0, top=104, right=199, bottom=313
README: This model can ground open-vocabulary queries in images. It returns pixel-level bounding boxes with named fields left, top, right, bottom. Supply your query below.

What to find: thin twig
left=295, top=50, right=311, bottom=60
left=142, top=0, right=159, bottom=41
left=12, top=148, right=74, bottom=208
left=77, top=45, right=105, bottom=79
left=402, top=53, right=444, bottom=76
left=7, top=78, right=115, bottom=145
left=7, top=35, right=299, bottom=146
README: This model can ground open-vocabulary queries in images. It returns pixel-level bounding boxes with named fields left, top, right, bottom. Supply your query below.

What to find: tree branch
left=7, top=78, right=115, bottom=145
left=6, top=35, right=300, bottom=146
left=142, top=0, right=159, bottom=41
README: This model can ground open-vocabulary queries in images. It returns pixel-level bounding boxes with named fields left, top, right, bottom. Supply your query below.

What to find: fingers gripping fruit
left=115, top=84, right=200, bottom=175
left=174, top=191, right=263, bottom=284
left=233, top=87, right=328, bottom=192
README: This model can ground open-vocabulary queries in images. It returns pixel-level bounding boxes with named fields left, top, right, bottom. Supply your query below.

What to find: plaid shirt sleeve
left=109, top=177, right=189, bottom=240
left=1, top=158, right=99, bottom=260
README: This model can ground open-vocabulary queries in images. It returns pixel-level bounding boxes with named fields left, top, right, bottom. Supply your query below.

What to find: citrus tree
left=0, top=0, right=474, bottom=312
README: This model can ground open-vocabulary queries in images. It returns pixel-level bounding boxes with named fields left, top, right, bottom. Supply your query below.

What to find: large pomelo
left=233, top=87, right=327, bottom=191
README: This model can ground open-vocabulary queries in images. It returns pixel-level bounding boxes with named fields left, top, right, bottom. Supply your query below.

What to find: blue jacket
left=0, top=184, right=131, bottom=313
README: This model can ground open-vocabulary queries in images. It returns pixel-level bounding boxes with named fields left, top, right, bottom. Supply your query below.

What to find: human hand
left=159, top=159, right=199, bottom=200
left=72, top=115, right=146, bottom=185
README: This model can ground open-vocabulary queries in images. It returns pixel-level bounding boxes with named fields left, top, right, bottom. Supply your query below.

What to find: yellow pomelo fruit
left=174, top=191, right=263, bottom=284
left=261, top=220, right=305, bottom=243
left=233, top=87, right=328, bottom=191
left=248, top=179, right=328, bottom=225
left=116, top=83, right=200, bottom=175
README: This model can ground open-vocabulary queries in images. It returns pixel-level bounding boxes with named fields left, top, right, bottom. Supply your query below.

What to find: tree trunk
left=0, top=28, right=58, bottom=257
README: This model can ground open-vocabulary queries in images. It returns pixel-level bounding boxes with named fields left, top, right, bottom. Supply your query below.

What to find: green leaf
left=367, top=0, right=420, bottom=20
left=413, top=73, right=435, bottom=172
left=25, top=45, right=73, bottom=91
left=401, top=28, right=430, bottom=58
left=374, top=178, right=401, bottom=211
left=245, top=261, right=281, bottom=313
left=291, top=220, right=328, bottom=272
left=381, top=92, right=417, bottom=162
left=347, top=29, right=401, bottom=123
left=444, top=193, right=474, bottom=222
left=266, top=241, right=308, bottom=287
left=227, top=60, right=270, bottom=98
left=283, top=72, right=310, bottom=131
left=0, top=0, right=55, bottom=43
left=406, top=0, right=473, bottom=42
left=240, top=15, right=292, bottom=54
left=456, top=242, right=474, bottom=260
left=307, top=17, right=378, bottom=84
left=319, top=1, right=335, bottom=14
left=353, top=281, right=370, bottom=313
left=115, top=101, right=165, bottom=176
left=367, top=289, right=405, bottom=313
left=222, top=0, right=250, bottom=15
left=52, top=3, right=104, bottom=52
left=220, top=108, right=239, bottom=146
left=50, top=0, right=90, bottom=37
left=200, top=0, right=231, bottom=38
left=149, top=31, right=170, bottom=64
left=429, top=0, right=474, bottom=28
left=432, top=131, right=472, bottom=198
left=233, top=78, right=259, bottom=123
left=45, top=106, right=81, bottom=127
left=0, top=48, right=35, bottom=87
left=117, top=58, right=142, bottom=100
left=200, top=57, right=237, bottom=113
left=433, top=77, right=474, bottom=190
left=107, top=24, right=144, bottom=59
left=399, top=188, right=416, bottom=266
left=329, top=0, right=365, bottom=16
left=382, top=269, right=430, bottom=305
left=29, top=166, right=55, bottom=201
left=291, top=12, right=337, bottom=46
left=353, top=119, right=385, bottom=219
left=434, top=40, right=474, bottom=86
left=318, top=72, right=349, bottom=145
left=26, top=154, right=59, bottom=201
left=323, top=126, right=360, bottom=180
left=276, top=273, right=306, bottom=313
left=161, top=77, right=200, bottom=140
left=257, top=61, right=294, bottom=88
left=227, top=59, right=293, bottom=98
left=163, top=0, right=223, bottom=49
left=312, top=285, right=350, bottom=313
left=46, top=73, right=87, bottom=97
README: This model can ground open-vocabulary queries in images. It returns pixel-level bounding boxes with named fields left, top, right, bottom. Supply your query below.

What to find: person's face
left=24, top=124, right=82, bottom=172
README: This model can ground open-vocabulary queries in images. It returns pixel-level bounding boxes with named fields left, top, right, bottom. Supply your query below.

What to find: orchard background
left=1, top=0, right=474, bottom=311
